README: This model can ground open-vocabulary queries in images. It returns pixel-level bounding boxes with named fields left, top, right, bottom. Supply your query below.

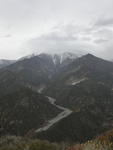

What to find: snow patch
left=51, top=52, right=80, bottom=65
left=71, top=79, right=86, bottom=85
left=67, top=78, right=86, bottom=86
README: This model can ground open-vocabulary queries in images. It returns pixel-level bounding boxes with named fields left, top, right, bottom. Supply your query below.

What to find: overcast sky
left=0, top=0, right=113, bottom=59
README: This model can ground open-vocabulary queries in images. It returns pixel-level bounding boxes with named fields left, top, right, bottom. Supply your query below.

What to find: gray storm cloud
left=25, top=20, right=113, bottom=59
left=0, top=0, right=113, bottom=59
left=94, top=17, right=113, bottom=27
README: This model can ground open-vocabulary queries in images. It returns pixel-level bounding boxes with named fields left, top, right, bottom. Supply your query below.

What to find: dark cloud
left=4, top=34, right=12, bottom=38
left=0, top=0, right=113, bottom=59
left=95, top=17, right=113, bottom=27
left=25, top=20, right=113, bottom=59
left=0, top=34, right=12, bottom=38
left=94, top=38, right=109, bottom=44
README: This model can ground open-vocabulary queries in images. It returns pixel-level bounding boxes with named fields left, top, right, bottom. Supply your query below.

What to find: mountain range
left=0, top=52, right=113, bottom=143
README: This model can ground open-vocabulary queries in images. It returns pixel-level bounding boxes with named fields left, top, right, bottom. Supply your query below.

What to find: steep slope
left=37, top=80, right=113, bottom=142
left=45, top=54, right=113, bottom=105
left=0, top=55, right=56, bottom=97
left=37, top=111, right=107, bottom=142
left=0, top=87, right=60, bottom=136
left=37, top=54, right=113, bottom=142
left=0, top=52, right=79, bottom=97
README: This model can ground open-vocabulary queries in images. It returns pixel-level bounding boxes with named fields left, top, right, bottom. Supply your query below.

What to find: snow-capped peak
left=50, top=52, right=81, bottom=65
left=60, top=52, right=78, bottom=63
left=18, top=52, right=82, bottom=65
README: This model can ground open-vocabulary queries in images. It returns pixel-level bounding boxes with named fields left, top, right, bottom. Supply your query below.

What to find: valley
left=36, top=96, right=72, bottom=133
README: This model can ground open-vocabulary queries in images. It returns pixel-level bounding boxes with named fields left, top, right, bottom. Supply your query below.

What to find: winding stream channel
left=36, top=96, right=72, bottom=133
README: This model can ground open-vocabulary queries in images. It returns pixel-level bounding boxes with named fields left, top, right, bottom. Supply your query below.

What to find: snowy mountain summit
left=38, top=52, right=81, bottom=65
left=51, top=52, right=80, bottom=65
left=19, top=52, right=82, bottom=66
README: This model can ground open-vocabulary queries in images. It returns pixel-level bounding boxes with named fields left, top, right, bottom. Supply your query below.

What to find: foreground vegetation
left=69, top=129, right=113, bottom=150
left=1, top=130, right=113, bottom=150
left=0, top=136, right=68, bottom=150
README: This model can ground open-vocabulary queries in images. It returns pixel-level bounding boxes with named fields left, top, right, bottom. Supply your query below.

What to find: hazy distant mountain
left=0, top=59, right=16, bottom=68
